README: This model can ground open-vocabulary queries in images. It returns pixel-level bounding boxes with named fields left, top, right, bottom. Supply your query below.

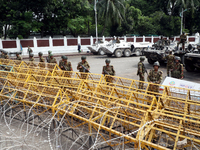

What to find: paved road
left=29, top=54, right=200, bottom=84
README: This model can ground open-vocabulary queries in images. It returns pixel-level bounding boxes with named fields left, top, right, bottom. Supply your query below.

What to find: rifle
left=81, top=65, right=91, bottom=73
left=103, top=69, right=110, bottom=75
left=46, top=57, right=49, bottom=63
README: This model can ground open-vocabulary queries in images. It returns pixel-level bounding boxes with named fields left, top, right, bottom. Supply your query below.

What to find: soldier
left=157, top=36, right=166, bottom=49
left=59, top=56, right=73, bottom=71
left=147, top=61, right=163, bottom=93
left=171, top=57, right=184, bottom=79
left=177, top=32, right=187, bottom=51
left=47, top=50, right=52, bottom=62
left=29, top=53, right=35, bottom=61
left=77, top=56, right=90, bottom=79
left=102, top=59, right=115, bottom=82
left=38, top=52, right=45, bottom=62
left=16, top=52, right=22, bottom=61
left=27, top=46, right=33, bottom=57
left=49, top=54, right=57, bottom=64
left=0, top=50, right=5, bottom=58
left=3, top=51, right=9, bottom=59
left=166, top=50, right=175, bottom=77
left=137, top=56, right=146, bottom=89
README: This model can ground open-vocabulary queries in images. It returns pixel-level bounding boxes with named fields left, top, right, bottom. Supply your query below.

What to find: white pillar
left=0, top=38, right=3, bottom=49
left=49, top=36, right=53, bottom=48
left=195, top=32, right=199, bottom=44
left=124, top=36, right=127, bottom=42
left=134, top=36, right=136, bottom=44
left=103, top=36, right=105, bottom=42
left=78, top=36, right=81, bottom=45
left=143, top=35, right=145, bottom=42
left=64, top=36, right=67, bottom=48
left=33, top=37, right=37, bottom=49
left=90, top=36, right=93, bottom=45
left=16, top=37, right=20, bottom=52
left=151, top=36, right=154, bottom=44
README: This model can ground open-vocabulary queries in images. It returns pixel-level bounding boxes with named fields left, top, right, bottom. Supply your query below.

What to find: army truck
left=87, top=40, right=110, bottom=55
left=184, top=50, right=200, bottom=72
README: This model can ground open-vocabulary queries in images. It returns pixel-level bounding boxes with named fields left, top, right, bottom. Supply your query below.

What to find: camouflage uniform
left=147, top=70, right=163, bottom=93
left=49, top=58, right=57, bottom=64
left=171, top=63, right=184, bottom=79
left=16, top=55, right=22, bottom=61
left=166, top=54, right=175, bottom=76
left=177, top=34, right=187, bottom=49
left=39, top=56, right=45, bottom=68
left=27, top=47, right=33, bottom=56
left=39, top=56, right=45, bottom=62
left=59, top=60, right=72, bottom=71
left=77, top=61, right=90, bottom=79
left=137, top=61, right=145, bottom=89
left=29, top=57, right=35, bottom=61
left=4, top=54, right=9, bottom=59
left=102, top=65, right=115, bottom=82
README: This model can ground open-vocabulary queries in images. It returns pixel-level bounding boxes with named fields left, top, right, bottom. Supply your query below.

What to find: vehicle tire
left=92, top=52, right=98, bottom=55
left=98, top=48, right=105, bottom=55
left=135, top=49, right=141, bottom=56
left=124, top=49, right=131, bottom=57
left=185, top=61, right=195, bottom=72
left=148, top=58, right=154, bottom=64
left=107, top=54, right=112, bottom=57
left=114, top=49, right=122, bottom=58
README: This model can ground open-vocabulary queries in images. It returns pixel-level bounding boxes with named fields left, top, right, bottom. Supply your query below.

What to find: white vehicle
left=87, top=40, right=111, bottom=55
left=101, top=41, right=152, bottom=57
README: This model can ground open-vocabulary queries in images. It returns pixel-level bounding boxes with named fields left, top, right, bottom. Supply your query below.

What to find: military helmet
left=48, top=50, right=52, bottom=54
left=140, top=56, right=145, bottom=61
left=175, top=57, right=181, bottom=61
left=38, top=52, right=43, bottom=56
left=63, top=56, right=68, bottom=60
left=105, top=59, right=110, bottom=63
left=183, top=32, right=185, bottom=34
left=49, top=53, right=53, bottom=57
left=153, top=61, right=160, bottom=67
left=81, top=56, right=86, bottom=60
left=30, top=53, right=34, bottom=57
left=16, top=52, right=20, bottom=55
left=4, top=51, right=8, bottom=54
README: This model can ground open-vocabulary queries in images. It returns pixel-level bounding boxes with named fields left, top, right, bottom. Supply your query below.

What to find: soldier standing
left=137, top=56, right=146, bottom=89
left=59, top=56, right=73, bottom=71
left=177, top=32, right=187, bottom=51
left=16, top=52, right=22, bottom=61
left=49, top=54, right=57, bottom=64
left=47, top=50, right=52, bottom=62
left=166, top=50, right=175, bottom=77
left=102, top=59, right=115, bottom=82
left=171, top=57, right=184, bottom=79
left=29, top=53, right=34, bottom=61
left=27, top=46, right=33, bottom=57
left=147, top=61, right=163, bottom=93
left=77, top=56, right=90, bottom=79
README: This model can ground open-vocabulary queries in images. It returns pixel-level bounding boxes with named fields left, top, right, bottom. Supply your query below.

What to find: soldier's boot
left=139, top=82, right=144, bottom=89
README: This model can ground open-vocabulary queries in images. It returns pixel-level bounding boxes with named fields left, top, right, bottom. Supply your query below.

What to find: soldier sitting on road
left=29, top=53, right=34, bottom=61
left=16, top=52, right=22, bottom=61
left=171, top=57, right=184, bottom=79
left=49, top=54, right=57, bottom=64
left=77, top=56, right=90, bottom=79
left=3, top=51, right=9, bottom=59
left=177, top=32, right=187, bottom=51
left=59, top=56, right=73, bottom=71
left=137, top=56, right=146, bottom=89
left=102, top=59, right=115, bottom=82
left=147, top=61, right=163, bottom=94
left=166, top=50, right=175, bottom=77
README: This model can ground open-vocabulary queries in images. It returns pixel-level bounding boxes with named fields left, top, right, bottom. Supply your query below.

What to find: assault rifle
left=81, top=65, right=91, bottom=73
left=46, top=57, right=49, bottom=63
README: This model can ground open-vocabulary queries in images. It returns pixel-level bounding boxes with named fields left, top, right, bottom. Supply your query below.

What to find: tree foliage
left=0, top=0, right=200, bottom=39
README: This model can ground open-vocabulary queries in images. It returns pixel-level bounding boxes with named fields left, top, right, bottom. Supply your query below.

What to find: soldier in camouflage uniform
left=147, top=61, right=163, bottom=93
left=102, top=59, right=115, bottom=82
left=59, top=56, right=73, bottom=71
left=77, top=56, right=90, bottom=79
left=38, top=52, right=45, bottom=68
left=171, top=57, right=184, bottom=79
left=29, top=53, right=34, bottom=61
left=177, top=32, right=187, bottom=51
left=16, top=52, right=22, bottom=61
left=137, top=56, right=146, bottom=89
left=49, top=54, right=57, bottom=64
left=47, top=50, right=52, bottom=63
left=166, top=50, right=175, bottom=76
left=27, top=46, right=33, bottom=57
left=3, top=51, right=9, bottom=59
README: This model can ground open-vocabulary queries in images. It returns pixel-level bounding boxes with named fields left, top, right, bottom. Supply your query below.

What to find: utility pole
left=180, top=8, right=183, bottom=35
